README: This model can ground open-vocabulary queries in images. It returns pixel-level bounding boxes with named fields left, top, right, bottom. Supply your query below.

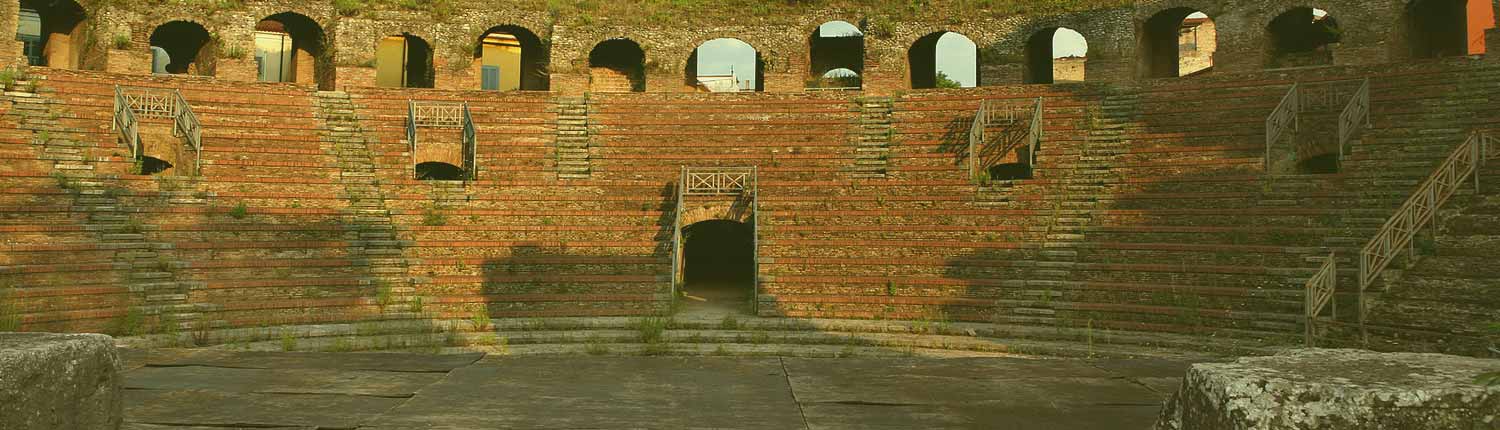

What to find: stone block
left=0, top=333, right=122, bottom=430
left=1155, top=349, right=1500, bottom=430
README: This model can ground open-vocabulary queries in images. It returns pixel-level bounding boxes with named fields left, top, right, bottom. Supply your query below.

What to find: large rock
left=1155, top=349, right=1500, bottom=430
left=0, top=333, right=122, bottom=430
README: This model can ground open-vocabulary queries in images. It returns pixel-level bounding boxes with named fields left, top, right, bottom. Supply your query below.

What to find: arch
left=1403, top=0, right=1484, bottom=58
left=17, top=0, right=86, bottom=68
left=255, top=12, right=332, bottom=89
left=1297, top=153, right=1341, bottom=174
left=680, top=219, right=755, bottom=310
left=415, top=161, right=464, bottom=181
left=685, top=38, right=761, bottom=92
left=808, top=20, right=864, bottom=89
left=138, top=156, right=173, bottom=176
left=815, top=68, right=862, bottom=89
left=473, top=25, right=548, bottom=91
left=1267, top=8, right=1340, bottom=68
left=1024, top=27, right=1089, bottom=84
left=589, top=38, right=645, bottom=92
left=909, top=31, right=978, bottom=89
left=1140, top=8, right=1217, bottom=78
left=149, top=21, right=213, bottom=75
left=375, top=33, right=433, bottom=88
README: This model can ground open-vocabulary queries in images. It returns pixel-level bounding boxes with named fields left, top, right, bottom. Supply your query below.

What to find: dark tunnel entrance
left=681, top=219, right=754, bottom=314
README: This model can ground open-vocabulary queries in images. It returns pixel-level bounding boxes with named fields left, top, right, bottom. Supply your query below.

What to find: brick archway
left=679, top=200, right=751, bottom=226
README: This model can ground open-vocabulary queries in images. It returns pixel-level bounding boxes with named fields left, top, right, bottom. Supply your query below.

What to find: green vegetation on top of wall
left=537, top=0, right=1133, bottom=25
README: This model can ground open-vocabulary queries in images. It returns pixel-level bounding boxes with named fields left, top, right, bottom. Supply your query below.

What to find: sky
left=695, top=21, right=1099, bottom=89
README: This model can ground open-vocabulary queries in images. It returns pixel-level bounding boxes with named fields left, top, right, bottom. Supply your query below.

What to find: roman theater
left=0, top=0, right=1496, bottom=428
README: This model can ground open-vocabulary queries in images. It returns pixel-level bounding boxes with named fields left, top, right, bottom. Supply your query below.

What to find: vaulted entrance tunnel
left=681, top=219, right=755, bottom=314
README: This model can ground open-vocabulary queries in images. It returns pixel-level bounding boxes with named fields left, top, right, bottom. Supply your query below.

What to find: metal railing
left=112, top=86, right=202, bottom=172
left=1265, top=83, right=1299, bottom=170
left=683, top=167, right=756, bottom=195
left=171, top=89, right=202, bottom=172
left=1336, top=79, right=1372, bottom=160
left=461, top=102, right=476, bottom=180
left=1353, top=131, right=1499, bottom=334
left=1305, top=131, right=1498, bottom=342
left=672, top=166, right=759, bottom=309
left=1303, top=252, right=1337, bottom=346
left=112, top=86, right=141, bottom=159
left=969, top=97, right=1042, bottom=181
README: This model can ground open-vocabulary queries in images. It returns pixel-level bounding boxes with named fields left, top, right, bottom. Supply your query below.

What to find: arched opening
left=375, top=34, right=433, bottom=88
left=988, top=162, right=1033, bottom=181
left=149, top=21, right=213, bottom=75
left=588, top=38, right=645, bottom=92
left=1141, top=8, right=1217, bottom=78
left=254, top=13, right=330, bottom=89
left=1267, top=8, right=1340, bottom=68
left=1297, top=153, right=1341, bottom=174
left=685, top=38, right=761, bottom=92
left=909, top=31, right=978, bottom=89
left=815, top=68, right=861, bottom=89
left=138, top=156, right=172, bottom=176
left=681, top=219, right=754, bottom=313
left=1404, top=0, right=1485, bottom=58
left=473, top=25, right=548, bottom=91
left=808, top=21, right=863, bottom=89
left=17, top=0, right=86, bottom=68
left=415, top=161, right=464, bottom=181
left=1024, top=27, right=1089, bottom=84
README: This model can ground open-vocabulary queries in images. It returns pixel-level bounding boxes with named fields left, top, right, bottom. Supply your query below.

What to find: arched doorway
left=375, top=34, right=433, bottom=88
left=416, top=161, right=464, bottom=181
left=473, top=25, right=548, bottom=91
left=137, top=156, right=172, bottom=176
left=150, top=21, right=213, bottom=75
left=686, top=38, right=761, bottom=92
left=1141, top=8, right=1217, bottom=77
left=1024, top=27, right=1089, bottom=84
left=17, top=0, right=86, bottom=68
left=909, top=31, right=978, bottom=89
left=681, top=219, right=755, bottom=314
left=589, top=38, right=645, bottom=92
left=1404, top=0, right=1488, bottom=58
left=1267, top=8, right=1340, bottom=68
left=254, top=12, right=330, bottom=89
left=808, top=21, right=863, bottom=89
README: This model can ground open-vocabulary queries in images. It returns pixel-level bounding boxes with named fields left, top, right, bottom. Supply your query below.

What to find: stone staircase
left=554, top=96, right=591, bottom=179
left=6, top=83, right=207, bottom=334
left=314, top=91, right=417, bottom=315
left=852, top=97, right=892, bottom=178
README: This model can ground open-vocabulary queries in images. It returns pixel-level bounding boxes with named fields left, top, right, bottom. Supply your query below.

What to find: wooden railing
left=682, top=167, right=756, bottom=195
left=969, top=97, right=1042, bottom=181
left=170, top=89, right=202, bottom=173
left=1303, top=131, right=1497, bottom=342
left=407, top=99, right=469, bottom=178
left=1303, top=252, right=1337, bottom=346
left=1265, top=83, right=1299, bottom=170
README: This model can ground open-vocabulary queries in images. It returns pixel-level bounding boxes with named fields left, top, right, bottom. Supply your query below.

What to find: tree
left=935, top=71, right=963, bottom=89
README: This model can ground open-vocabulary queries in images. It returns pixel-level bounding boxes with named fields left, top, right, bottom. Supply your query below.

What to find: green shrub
left=469, top=305, right=491, bottom=330
left=0, top=286, right=20, bottom=331
left=280, top=329, right=297, bottom=351
left=227, top=202, right=249, bottom=219
left=422, top=207, right=447, bottom=226
left=113, top=307, right=144, bottom=336
left=636, top=316, right=671, bottom=343
left=111, top=34, right=131, bottom=49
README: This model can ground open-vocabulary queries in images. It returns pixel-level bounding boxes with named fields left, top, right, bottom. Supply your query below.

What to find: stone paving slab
left=121, top=351, right=1188, bottom=429
left=125, top=349, right=483, bottom=372
left=125, top=366, right=443, bottom=397
left=364, top=355, right=808, bottom=429
left=783, top=357, right=1169, bottom=430
left=125, top=389, right=406, bottom=429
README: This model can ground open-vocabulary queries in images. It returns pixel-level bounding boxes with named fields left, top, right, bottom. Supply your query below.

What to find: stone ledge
left=0, top=333, right=122, bottom=430
left=1155, top=348, right=1500, bottom=430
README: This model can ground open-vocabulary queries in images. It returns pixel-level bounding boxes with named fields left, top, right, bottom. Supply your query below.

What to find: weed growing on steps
left=711, top=344, right=729, bottom=356
left=50, top=171, right=76, bottom=192
left=636, top=316, right=672, bottom=343
left=469, top=305, right=492, bottom=330
left=0, top=286, right=20, bottom=331
left=422, top=205, right=447, bottom=226
left=718, top=314, right=739, bottom=330
left=585, top=335, right=610, bottom=355
left=409, top=296, right=425, bottom=314
left=190, top=319, right=213, bottom=347
left=227, top=201, right=249, bottom=220
left=113, top=306, right=144, bottom=336
left=280, top=329, right=297, bottom=351
left=375, top=284, right=395, bottom=309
